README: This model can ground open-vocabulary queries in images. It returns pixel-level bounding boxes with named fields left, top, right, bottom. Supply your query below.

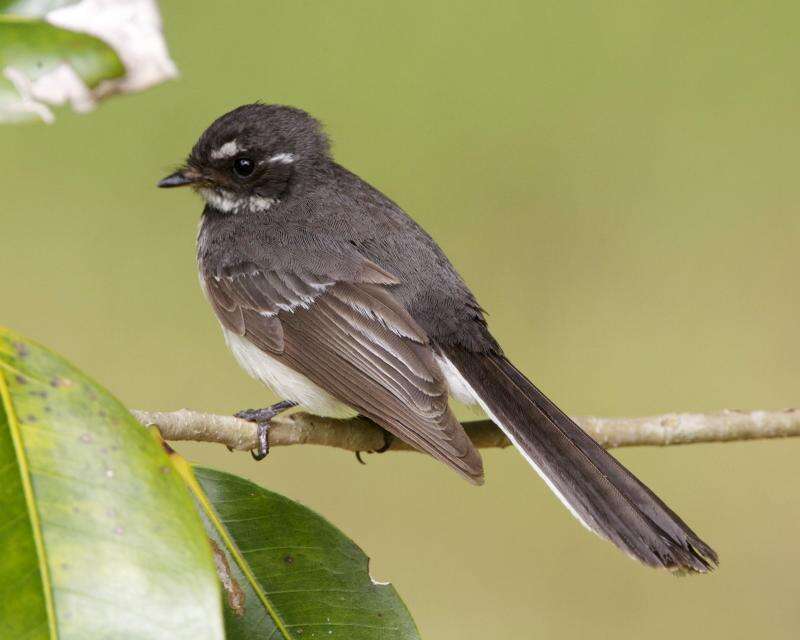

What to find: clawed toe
left=353, top=429, right=394, bottom=465
left=234, top=401, right=297, bottom=461
left=251, top=422, right=270, bottom=461
left=236, top=400, right=297, bottom=425
left=236, top=407, right=271, bottom=423
left=375, top=429, right=393, bottom=453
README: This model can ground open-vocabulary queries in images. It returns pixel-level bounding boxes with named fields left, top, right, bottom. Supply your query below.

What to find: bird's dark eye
left=233, top=157, right=255, bottom=178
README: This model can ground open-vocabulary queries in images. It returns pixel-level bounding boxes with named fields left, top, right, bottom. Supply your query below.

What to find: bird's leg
left=235, top=400, right=297, bottom=460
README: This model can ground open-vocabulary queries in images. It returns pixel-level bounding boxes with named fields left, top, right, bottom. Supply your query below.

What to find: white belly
left=222, top=325, right=479, bottom=418
left=222, top=328, right=357, bottom=418
left=434, top=354, right=479, bottom=405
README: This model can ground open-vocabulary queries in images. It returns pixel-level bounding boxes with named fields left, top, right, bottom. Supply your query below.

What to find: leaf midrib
left=177, top=462, right=294, bottom=639
left=0, top=366, right=57, bottom=638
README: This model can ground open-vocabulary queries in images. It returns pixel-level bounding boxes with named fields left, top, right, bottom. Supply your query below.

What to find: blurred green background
left=3, top=1, right=800, bottom=637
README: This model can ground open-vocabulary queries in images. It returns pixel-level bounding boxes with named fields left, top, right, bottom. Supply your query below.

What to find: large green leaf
left=0, top=327, right=224, bottom=639
left=182, top=466, right=421, bottom=640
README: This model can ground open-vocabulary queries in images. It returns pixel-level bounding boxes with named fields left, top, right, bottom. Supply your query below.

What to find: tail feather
left=443, top=347, right=718, bottom=573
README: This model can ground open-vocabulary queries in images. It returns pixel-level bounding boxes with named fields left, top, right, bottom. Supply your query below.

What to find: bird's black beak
left=157, top=168, right=201, bottom=188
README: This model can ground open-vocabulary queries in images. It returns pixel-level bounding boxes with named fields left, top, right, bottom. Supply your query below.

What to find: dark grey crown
left=189, top=103, right=330, bottom=168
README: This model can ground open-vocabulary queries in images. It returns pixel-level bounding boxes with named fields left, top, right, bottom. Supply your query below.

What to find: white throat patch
left=198, top=187, right=276, bottom=213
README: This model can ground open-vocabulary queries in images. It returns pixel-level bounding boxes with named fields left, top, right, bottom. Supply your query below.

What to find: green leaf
left=0, top=2, right=80, bottom=18
left=0, top=327, right=225, bottom=639
left=184, top=466, right=421, bottom=640
left=0, top=1, right=177, bottom=123
left=0, top=16, right=124, bottom=122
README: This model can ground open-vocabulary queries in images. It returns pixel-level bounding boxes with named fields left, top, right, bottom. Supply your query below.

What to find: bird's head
left=158, top=103, right=329, bottom=213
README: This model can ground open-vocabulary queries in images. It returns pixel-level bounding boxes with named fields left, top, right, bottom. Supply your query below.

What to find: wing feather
left=201, top=258, right=483, bottom=483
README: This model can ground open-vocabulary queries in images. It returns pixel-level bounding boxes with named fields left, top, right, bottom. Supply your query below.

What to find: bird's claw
left=234, top=400, right=297, bottom=462
left=375, top=429, right=393, bottom=453
left=251, top=422, right=270, bottom=461
left=354, top=429, right=394, bottom=465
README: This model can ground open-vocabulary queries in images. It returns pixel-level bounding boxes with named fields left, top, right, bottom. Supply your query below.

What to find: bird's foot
left=375, top=429, right=394, bottom=453
left=354, top=428, right=394, bottom=464
left=235, top=400, right=297, bottom=461
left=235, top=400, right=297, bottom=424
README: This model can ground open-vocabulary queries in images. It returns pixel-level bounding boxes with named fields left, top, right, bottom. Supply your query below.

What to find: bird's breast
left=221, top=328, right=357, bottom=418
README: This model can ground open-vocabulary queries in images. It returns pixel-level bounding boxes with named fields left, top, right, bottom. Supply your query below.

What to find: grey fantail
left=158, top=103, right=717, bottom=573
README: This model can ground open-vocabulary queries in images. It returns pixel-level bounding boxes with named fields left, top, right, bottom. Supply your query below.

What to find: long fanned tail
left=443, top=347, right=718, bottom=573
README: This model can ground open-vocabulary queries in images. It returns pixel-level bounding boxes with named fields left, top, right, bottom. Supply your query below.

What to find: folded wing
left=203, top=258, right=484, bottom=483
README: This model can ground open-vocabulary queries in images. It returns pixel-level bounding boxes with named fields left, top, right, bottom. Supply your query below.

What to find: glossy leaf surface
left=0, top=327, right=224, bottom=639
left=188, top=466, right=421, bottom=640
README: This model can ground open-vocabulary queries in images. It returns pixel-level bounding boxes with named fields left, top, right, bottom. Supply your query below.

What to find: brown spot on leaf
left=13, top=341, right=29, bottom=357
left=284, top=554, right=294, bottom=565
left=209, top=538, right=246, bottom=616
left=79, top=433, right=93, bottom=444
left=51, top=377, right=74, bottom=388
left=15, top=375, right=27, bottom=385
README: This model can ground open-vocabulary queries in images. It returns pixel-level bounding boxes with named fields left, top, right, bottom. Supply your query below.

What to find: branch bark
left=132, top=408, right=800, bottom=453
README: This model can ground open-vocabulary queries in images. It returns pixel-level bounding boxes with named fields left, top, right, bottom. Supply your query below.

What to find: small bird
left=159, top=103, right=717, bottom=573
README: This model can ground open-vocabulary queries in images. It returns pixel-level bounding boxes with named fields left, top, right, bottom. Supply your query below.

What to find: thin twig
left=131, top=408, right=800, bottom=453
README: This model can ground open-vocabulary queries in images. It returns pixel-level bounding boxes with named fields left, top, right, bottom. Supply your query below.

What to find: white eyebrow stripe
left=268, top=152, right=296, bottom=164
left=210, top=140, right=242, bottom=160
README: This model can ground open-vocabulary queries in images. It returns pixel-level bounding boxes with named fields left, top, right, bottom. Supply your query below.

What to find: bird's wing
left=204, top=258, right=484, bottom=483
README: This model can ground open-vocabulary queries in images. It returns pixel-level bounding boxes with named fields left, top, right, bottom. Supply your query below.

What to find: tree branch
left=132, top=408, right=800, bottom=453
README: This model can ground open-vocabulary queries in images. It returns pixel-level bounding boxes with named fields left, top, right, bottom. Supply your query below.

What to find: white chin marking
left=198, top=187, right=238, bottom=212
left=248, top=195, right=276, bottom=212
left=210, top=140, right=241, bottom=160
left=198, top=188, right=276, bottom=213
left=268, top=152, right=296, bottom=164
left=222, top=328, right=356, bottom=419
left=433, top=354, right=594, bottom=533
